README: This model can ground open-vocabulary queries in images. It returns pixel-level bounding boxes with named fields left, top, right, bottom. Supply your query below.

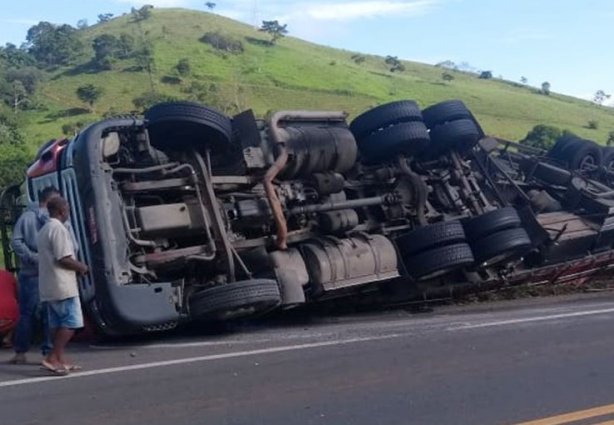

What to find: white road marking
left=90, top=339, right=261, bottom=350
left=0, top=333, right=403, bottom=389
left=448, top=307, right=614, bottom=330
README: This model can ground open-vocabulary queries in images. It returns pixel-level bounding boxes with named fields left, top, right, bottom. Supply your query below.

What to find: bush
left=351, top=54, right=366, bottom=64
left=520, top=125, right=560, bottom=150
left=160, top=75, right=182, bottom=85
left=587, top=120, right=599, bottom=130
left=520, top=124, right=575, bottom=150
left=200, top=32, right=244, bottom=53
left=181, top=81, right=221, bottom=106
left=0, top=144, right=29, bottom=187
left=132, top=92, right=178, bottom=112
left=608, top=131, right=614, bottom=147
left=442, top=72, right=454, bottom=82
left=61, top=121, right=84, bottom=136
left=175, top=58, right=191, bottom=76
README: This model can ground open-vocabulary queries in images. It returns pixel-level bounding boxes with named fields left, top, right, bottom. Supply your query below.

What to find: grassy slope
left=22, top=8, right=614, bottom=151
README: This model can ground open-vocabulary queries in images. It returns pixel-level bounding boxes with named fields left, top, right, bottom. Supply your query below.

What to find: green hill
left=14, top=8, right=614, bottom=151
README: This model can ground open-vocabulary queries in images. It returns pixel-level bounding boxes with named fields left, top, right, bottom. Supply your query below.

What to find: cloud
left=217, top=0, right=439, bottom=44
left=300, top=0, right=439, bottom=21
left=113, top=0, right=191, bottom=7
left=218, top=0, right=439, bottom=23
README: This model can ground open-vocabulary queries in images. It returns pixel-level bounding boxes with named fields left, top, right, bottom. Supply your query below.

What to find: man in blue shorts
left=37, top=196, right=88, bottom=375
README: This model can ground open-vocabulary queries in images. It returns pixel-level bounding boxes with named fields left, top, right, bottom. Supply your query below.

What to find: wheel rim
left=578, top=155, right=596, bottom=171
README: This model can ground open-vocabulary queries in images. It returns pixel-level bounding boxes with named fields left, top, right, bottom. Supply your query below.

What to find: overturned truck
left=8, top=99, right=614, bottom=335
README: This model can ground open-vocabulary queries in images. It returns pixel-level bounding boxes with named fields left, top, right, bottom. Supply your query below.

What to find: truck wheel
left=602, top=147, right=614, bottom=174
left=547, top=136, right=580, bottom=161
left=463, top=207, right=521, bottom=242
left=403, top=243, right=474, bottom=280
left=350, top=100, right=423, bottom=140
left=396, top=220, right=466, bottom=257
left=189, top=279, right=281, bottom=321
left=359, top=121, right=430, bottom=163
left=421, top=100, right=472, bottom=128
left=145, top=101, right=232, bottom=152
left=471, top=227, right=532, bottom=266
left=429, top=119, right=481, bottom=152
left=560, top=139, right=602, bottom=172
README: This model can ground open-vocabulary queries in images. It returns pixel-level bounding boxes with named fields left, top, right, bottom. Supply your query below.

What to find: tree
left=77, top=19, right=89, bottom=29
left=0, top=43, right=35, bottom=68
left=97, top=13, right=114, bottom=23
left=479, top=70, right=493, bottom=79
left=0, top=106, right=24, bottom=145
left=351, top=54, right=366, bottom=64
left=3, top=67, right=44, bottom=111
left=133, top=40, right=156, bottom=91
left=76, top=84, right=103, bottom=112
left=385, top=55, right=405, bottom=72
left=435, top=60, right=456, bottom=70
left=520, top=76, right=528, bottom=84
left=442, top=71, right=455, bottom=82
left=175, top=58, right=191, bottom=76
left=259, top=20, right=288, bottom=45
left=8, top=80, right=28, bottom=112
left=205, top=2, right=216, bottom=9
left=0, top=106, right=29, bottom=187
left=25, top=22, right=83, bottom=67
left=117, top=34, right=136, bottom=59
left=594, top=90, right=611, bottom=105
left=541, top=81, right=551, bottom=95
left=92, top=34, right=120, bottom=70
left=131, top=5, right=154, bottom=22
left=132, top=92, right=177, bottom=111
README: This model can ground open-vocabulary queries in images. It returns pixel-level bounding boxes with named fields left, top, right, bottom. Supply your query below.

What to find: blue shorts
left=47, top=297, right=84, bottom=329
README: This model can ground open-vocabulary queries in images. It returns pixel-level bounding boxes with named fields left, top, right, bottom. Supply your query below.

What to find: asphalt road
left=3, top=293, right=614, bottom=425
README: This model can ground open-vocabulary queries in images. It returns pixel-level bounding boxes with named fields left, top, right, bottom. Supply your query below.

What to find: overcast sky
left=1, top=0, right=612, bottom=104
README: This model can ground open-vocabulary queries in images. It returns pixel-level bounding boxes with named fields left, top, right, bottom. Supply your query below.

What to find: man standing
left=37, top=196, right=88, bottom=374
left=9, top=187, right=58, bottom=364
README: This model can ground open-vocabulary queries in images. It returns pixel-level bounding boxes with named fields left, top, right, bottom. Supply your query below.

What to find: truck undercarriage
left=9, top=99, right=614, bottom=335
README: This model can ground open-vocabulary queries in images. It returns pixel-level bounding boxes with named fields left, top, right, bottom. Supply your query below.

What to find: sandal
left=63, top=364, right=82, bottom=371
left=40, top=360, right=69, bottom=376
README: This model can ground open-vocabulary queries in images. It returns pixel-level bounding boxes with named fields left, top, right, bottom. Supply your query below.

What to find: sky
left=0, top=0, right=612, bottom=104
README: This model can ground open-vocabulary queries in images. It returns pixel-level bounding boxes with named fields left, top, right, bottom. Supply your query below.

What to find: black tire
left=602, top=147, right=614, bottom=173
left=350, top=100, right=423, bottom=140
left=396, top=220, right=466, bottom=257
left=532, top=162, right=572, bottom=186
left=404, top=243, right=475, bottom=280
left=429, top=119, right=481, bottom=152
left=189, top=279, right=281, bottom=321
left=145, top=101, right=232, bottom=152
left=463, top=207, right=521, bottom=242
left=547, top=135, right=580, bottom=160
left=359, top=121, right=430, bottom=163
left=471, top=227, right=532, bottom=266
left=422, top=100, right=472, bottom=129
left=560, top=139, right=602, bottom=171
